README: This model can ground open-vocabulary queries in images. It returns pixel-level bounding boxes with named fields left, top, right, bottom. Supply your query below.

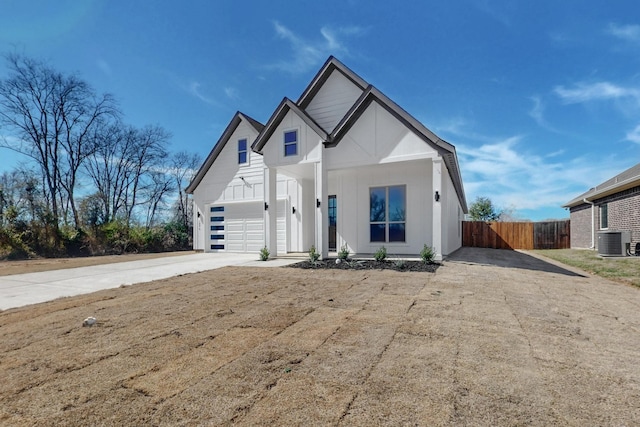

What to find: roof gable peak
left=297, top=56, right=369, bottom=109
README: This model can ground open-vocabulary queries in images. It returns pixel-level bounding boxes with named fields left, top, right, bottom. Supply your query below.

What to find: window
left=370, top=185, right=406, bottom=242
left=600, top=203, right=608, bottom=229
left=284, top=130, right=298, bottom=157
left=210, top=235, right=224, bottom=240
left=210, top=225, right=224, bottom=231
left=211, top=244, right=224, bottom=250
left=238, top=139, right=248, bottom=164
left=210, top=216, right=224, bottom=222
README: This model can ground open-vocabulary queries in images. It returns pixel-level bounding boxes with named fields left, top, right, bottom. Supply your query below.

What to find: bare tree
left=84, top=123, right=170, bottom=226
left=0, top=54, right=118, bottom=233
left=169, top=151, right=201, bottom=229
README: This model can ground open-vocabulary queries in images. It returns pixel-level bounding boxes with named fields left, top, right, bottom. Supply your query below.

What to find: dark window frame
left=284, top=130, right=298, bottom=157
left=238, top=138, right=248, bottom=164
left=369, top=185, right=406, bottom=243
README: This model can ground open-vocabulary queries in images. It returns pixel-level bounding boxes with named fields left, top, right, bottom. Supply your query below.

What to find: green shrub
left=393, top=256, right=406, bottom=269
left=420, top=244, right=436, bottom=263
left=374, top=246, right=387, bottom=262
left=338, top=244, right=350, bottom=260
left=259, top=246, right=270, bottom=261
left=308, top=245, right=320, bottom=263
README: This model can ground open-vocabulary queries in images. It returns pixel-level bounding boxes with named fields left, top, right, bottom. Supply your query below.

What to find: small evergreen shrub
left=308, top=245, right=320, bottom=263
left=374, top=246, right=387, bottom=262
left=338, top=244, right=350, bottom=260
left=420, top=244, right=436, bottom=263
left=259, top=246, right=270, bottom=261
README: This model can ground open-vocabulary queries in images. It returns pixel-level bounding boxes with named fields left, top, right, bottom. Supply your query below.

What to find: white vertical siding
left=305, top=71, right=363, bottom=132
left=328, top=161, right=433, bottom=255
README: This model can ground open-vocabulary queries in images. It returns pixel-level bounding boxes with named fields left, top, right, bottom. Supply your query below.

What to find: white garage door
left=208, top=201, right=286, bottom=253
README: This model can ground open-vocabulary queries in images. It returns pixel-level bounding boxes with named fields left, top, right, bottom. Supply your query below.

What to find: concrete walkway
left=0, top=253, right=301, bottom=311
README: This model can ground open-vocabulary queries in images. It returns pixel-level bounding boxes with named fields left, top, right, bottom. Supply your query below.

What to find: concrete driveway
left=0, top=253, right=300, bottom=311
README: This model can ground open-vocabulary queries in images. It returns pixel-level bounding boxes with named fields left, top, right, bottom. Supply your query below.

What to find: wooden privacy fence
left=462, top=220, right=570, bottom=250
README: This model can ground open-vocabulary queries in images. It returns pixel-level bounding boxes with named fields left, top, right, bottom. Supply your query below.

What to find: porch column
left=315, top=161, right=329, bottom=259
left=264, top=167, right=277, bottom=258
left=432, top=158, right=443, bottom=261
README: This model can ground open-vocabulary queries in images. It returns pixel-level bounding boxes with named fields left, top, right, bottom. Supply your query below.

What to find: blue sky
left=1, top=0, right=639, bottom=221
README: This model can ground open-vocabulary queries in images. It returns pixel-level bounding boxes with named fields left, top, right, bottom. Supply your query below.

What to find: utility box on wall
left=597, top=230, right=631, bottom=256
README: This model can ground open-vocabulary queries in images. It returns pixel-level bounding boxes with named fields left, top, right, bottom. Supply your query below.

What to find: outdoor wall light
left=316, top=199, right=321, bottom=208
left=292, top=206, right=296, bottom=214
left=264, top=202, right=269, bottom=211
left=197, top=211, right=201, bottom=218
left=435, top=191, right=440, bottom=202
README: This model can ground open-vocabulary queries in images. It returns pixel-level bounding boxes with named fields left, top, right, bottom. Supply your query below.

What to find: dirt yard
left=1, top=248, right=639, bottom=425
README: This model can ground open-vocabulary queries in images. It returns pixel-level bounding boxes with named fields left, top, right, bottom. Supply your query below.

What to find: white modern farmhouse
left=186, top=57, right=467, bottom=260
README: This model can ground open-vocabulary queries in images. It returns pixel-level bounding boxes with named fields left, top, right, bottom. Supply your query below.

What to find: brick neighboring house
left=563, top=162, right=640, bottom=251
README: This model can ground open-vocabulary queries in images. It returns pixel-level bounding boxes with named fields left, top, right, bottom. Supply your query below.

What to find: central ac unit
left=597, top=230, right=631, bottom=256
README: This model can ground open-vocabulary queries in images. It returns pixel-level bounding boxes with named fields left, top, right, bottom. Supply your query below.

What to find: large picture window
left=370, top=185, right=406, bottom=242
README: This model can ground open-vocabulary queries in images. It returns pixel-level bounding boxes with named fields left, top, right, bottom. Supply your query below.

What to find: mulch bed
left=288, top=258, right=440, bottom=272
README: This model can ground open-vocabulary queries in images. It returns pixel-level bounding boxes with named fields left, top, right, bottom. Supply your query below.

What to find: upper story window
left=284, top=130, right=298, bottom=157
left=600, top=203, right=608, bottom=229
left=238, top=139, right=248, bottom=164
left=370, top=185, right=406, bottom=243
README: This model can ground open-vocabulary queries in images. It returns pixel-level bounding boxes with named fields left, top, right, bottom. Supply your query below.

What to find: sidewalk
left=0, top=253, right=301, bottom=311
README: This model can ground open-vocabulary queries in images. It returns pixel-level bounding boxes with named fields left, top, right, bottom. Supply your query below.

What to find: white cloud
left=554, top=81, right=640, bottom=104
left=188, top=81, right=216, bottom=105
left=625, top=124, right=640, bottom=144
left=96, top=59, right=112, bottom=77
left=606, top=23, right=640, bottom=43
left=453, top=133, right=622, bottom=216
left=269, top=22, right=366, bottom=74
left=224, top=87, right=239, bottom=100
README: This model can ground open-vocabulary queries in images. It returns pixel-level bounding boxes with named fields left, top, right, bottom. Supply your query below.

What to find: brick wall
left=571, top=185, right=640, bottom=251
left=569, top=203, right=593, bottom=248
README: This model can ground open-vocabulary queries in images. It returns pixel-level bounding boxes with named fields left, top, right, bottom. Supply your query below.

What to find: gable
left=186, top=112, right=263, bottom=194
left=305, top=70, right=364, bottom=133
left=325, top=100, right=438, bottom=168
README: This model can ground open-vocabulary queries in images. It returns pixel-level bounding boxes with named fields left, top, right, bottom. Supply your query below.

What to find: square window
left=389, top=223, right=406, bottom=242
left=284, top=130, right=298, bottom=157
left=370, top=224, right=386, bottom=242
left=238, top=139, right=248, bottom=164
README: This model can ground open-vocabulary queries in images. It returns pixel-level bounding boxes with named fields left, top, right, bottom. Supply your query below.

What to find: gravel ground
left=0, top=247, right=638, bottom=426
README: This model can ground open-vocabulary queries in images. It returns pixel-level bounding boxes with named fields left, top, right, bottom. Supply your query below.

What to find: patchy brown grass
left=1, top=250, right=639, bottom=425
left=535, top=248, right=640, bottom=287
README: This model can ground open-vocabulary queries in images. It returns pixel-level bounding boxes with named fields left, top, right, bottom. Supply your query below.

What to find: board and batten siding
left=305, top=70, right=364, bottom=133
left=325, top=101, right=439, bottom=170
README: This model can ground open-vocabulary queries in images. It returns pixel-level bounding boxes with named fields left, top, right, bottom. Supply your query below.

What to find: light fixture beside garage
left=434, top=191, right=440, bottom=202
left=264, top=202, right=269, bottom=211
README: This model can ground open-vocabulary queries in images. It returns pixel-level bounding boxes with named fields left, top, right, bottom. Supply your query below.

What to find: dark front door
left=328, top=195, right=337, bottom=250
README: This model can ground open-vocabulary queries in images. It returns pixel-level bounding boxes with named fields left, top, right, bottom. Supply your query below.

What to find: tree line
left=0, top=54, right=201, bottom=258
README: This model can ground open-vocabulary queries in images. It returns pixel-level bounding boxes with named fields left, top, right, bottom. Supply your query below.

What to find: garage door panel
left=208, top=200, right=285, bottom=253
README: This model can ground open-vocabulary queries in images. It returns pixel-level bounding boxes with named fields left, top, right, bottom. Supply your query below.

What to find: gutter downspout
left=583, top=198, right=595, bottom=249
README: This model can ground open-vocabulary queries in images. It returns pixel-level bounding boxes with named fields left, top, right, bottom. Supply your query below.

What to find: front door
left=328, top=195, right=337, bottom=251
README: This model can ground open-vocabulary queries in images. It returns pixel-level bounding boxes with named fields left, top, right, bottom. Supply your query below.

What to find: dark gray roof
left=254, top=57, right=467, bottom=212
left=185, top=112, right=264, bottom=194
left=251, top=98, right=328, bottom=153
left=563, top=162, right=640, bottom=207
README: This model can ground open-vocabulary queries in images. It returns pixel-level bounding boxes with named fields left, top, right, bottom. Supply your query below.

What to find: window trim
left=369, top=185, right=407, bottom=243
left=283, top=129, right=298, bottom=157
left=600, top=203, right=608, bottom=229
left=238, top=138, right=248, bottom=165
